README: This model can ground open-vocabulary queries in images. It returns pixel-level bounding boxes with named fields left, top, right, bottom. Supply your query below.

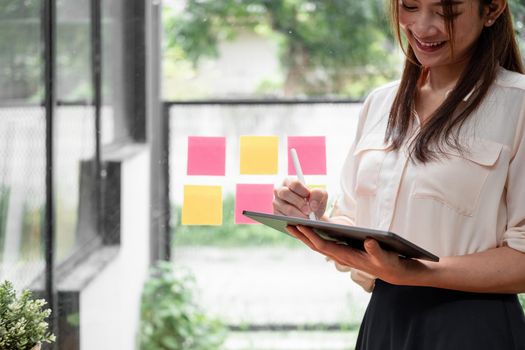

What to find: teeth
left=416, top=37, right=444, bottom=47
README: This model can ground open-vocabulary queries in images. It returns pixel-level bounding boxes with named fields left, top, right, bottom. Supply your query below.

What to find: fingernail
left=301, top=205, right=310, bottom=214
left=310, top=200, right=319, bottom=211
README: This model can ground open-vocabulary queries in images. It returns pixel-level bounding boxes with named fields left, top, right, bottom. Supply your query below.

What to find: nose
left=406, top=12, right=441, bottom=39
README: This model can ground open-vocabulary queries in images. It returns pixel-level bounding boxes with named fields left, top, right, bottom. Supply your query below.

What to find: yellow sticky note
left=308, top=184, right=326, bottom=190
left=182, top=185, right=222, bottom=225
left=240, top=136, right=279, bottom=174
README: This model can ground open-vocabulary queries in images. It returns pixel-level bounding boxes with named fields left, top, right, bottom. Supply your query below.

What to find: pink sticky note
left=187, top=136, right=226, bottom=176
left=235, top=184, right=274, bottom=224
left=287, top=136, right=327, bottom=175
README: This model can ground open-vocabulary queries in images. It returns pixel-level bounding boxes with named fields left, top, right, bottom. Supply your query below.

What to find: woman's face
left=398, top=0, right=488, bottom=68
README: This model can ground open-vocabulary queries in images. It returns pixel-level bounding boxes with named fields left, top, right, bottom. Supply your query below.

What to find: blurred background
left=1, top=0, right=524, bottom=349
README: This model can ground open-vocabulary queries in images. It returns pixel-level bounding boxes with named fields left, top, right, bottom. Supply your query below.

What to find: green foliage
left=139, top=261, right=227, bottom=350
left=0, top=21, right=42, bottom=101
left=509, top=0, right=525, bottom=55
left=509, top=0, right=525, bottom=23
left=0, top=1, right=44, bottom=101
left=519, top=294, right=525, bottom=312
left=0, top=1, right=40, bottom=19
left=0, top=281, right=55, bottom=350
left=172, top=195, right=302, bottom=248
left=165, top=0, right=525, bottom=98
left=0, top=1, right=93, bottom=101
left=165, top=0, right=399, bottom=98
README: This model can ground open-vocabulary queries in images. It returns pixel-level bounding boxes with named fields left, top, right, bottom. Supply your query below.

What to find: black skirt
left=356, top=279, right=525, bottom=350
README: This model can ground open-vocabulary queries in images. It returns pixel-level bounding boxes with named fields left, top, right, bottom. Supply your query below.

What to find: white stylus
left=290, top=148, right=317, bottom=220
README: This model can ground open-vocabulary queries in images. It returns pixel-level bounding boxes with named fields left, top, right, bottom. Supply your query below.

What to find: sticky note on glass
left=182, top=185, right=222, bottom=225
left=287, top=136, right=327, bottom=175
left=240, top=136, right=279, bottom=174
left=187, top=136, right=226, bottom=176
left=235, top=184, right=274, bottom=224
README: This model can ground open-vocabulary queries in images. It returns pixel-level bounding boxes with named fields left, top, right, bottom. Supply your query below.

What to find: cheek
left=452, top=27, right=482, bottom=50
left=398, top=12, right=417, bottom=37
left=398, top=18, right=411, bottom=38
left=398, top=12, right=409, bottom=28
left=450, top=16, right=485, bottom=46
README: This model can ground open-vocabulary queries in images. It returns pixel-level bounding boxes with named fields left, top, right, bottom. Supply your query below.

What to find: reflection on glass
left=0, top=1, right=46, bottom=292
left=56, top=0, right=92, bottom=102
left=0, top=1, right=43, bottom=102
left=0, top=108, right=46, bottom=291
left=54, top=0, right=98, bottom=267
left=163, top=1, right=400, bottom=100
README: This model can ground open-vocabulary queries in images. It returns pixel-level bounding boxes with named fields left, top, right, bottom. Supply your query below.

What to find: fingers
left=363, top=239, right=383, bottom=259
left=274, top=194, right=307, bottom=218
left=283, top=178, right=310, bottom=198
left=283, top=178, right=310, bottom=199
left=296, top=225, right=329, bottom=251
left=288, top=225, right=365, bottom=269
left=286, top=225, right=318, bottom=251
left=334, top=261, right=353, bottom=272
left=287, top=225, right=335, bottom=259
left=295, top=225, right=365, bottom=265
left=294, top=225, right=350, bottom=262
left=274, top=178, right=329, bottom=219
left=291, top=228, right=396, bottom=281
left=309, top=188, right=328, bottom=218
left=273, top=179, right=312, bottom=217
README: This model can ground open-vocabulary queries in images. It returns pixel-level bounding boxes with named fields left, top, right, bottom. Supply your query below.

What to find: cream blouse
left=332, top=67, right=525, bottom=292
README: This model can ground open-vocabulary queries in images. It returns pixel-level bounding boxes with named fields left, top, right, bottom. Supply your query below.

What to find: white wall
left=80, top=147, right=151, bottom=350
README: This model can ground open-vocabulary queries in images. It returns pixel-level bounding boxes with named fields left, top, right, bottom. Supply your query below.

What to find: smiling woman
left=273, top=0, right=525, bottom=349
left=388, top=0, right=523, bottom=154
left=400, top=0, right=475, bottom=56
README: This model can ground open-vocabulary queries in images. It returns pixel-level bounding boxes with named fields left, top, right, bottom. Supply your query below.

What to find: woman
left=273, top=0, right=525, bottom=348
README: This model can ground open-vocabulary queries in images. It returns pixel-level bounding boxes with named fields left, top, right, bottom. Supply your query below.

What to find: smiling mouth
left=413, top=35, right=447, bottom=52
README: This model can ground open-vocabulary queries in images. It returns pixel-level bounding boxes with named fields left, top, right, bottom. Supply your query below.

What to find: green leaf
left=138, top=263, right=227, bottom=349
left=0, top=281, right=55, bottom=350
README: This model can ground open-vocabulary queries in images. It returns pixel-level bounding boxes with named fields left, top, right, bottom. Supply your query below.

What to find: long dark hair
left=387, top=0, right=524, bottom=163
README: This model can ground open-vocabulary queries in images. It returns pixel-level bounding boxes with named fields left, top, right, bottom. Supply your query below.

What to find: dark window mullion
left=90, top=0, right=102, bottom=237
left=42, top=0, right=57, bottom=346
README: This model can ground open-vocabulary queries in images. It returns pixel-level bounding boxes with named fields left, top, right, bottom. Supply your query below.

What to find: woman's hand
left=273, top=178, right=328, bottom=219
left=286, top=225, right=428, bottom=285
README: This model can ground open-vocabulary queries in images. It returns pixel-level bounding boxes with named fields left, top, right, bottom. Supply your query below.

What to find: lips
left=412, top=34, right=447, bottom=52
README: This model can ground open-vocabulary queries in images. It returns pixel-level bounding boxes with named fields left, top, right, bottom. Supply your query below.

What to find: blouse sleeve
left=502, top=98, right=525, bottom=253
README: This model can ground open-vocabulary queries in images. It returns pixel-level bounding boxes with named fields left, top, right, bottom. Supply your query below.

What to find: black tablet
left=242, top=210, right=439, bottom=262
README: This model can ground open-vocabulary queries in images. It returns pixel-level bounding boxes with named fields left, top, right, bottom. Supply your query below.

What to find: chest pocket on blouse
left=411, top=139, right=503, bottom=216
left=353, top=133, right=390, bottom=196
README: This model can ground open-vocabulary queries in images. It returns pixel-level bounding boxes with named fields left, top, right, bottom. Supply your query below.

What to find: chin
left=411, top=52, right=450, bottom=68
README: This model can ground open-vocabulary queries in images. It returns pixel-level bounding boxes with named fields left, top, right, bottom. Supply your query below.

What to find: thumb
left=364, top=239, right=382, bottom=257
left=309, top=188, right=328, bottom=218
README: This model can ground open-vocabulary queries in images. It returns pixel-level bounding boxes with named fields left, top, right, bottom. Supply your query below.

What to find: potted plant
left=138, top=261, right=227, bottom=350
left=0, top=280, right=55, bottom=350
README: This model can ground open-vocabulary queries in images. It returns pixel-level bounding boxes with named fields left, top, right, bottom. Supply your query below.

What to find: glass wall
left=168, top=102, right=369, bottom=340
left=164, top=1, right=399, bottom=348
left=0, top=0, right=99, bottom=289
left=163, top=0, right=400, bottom=101
left=165, top=1, right=525, bottom=348
left=0, top=0, right=46, bottom=292
left=55, top=0, right=97, bottom=266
